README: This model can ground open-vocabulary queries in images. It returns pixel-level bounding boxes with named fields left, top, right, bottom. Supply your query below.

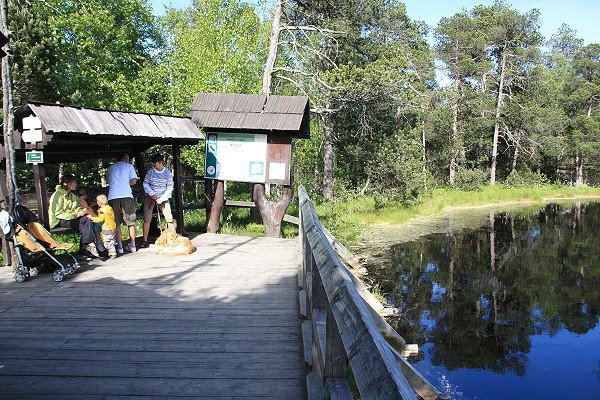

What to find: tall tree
left=1, top=0, right=17, bottom=207
left=473, top=1, right=542, bottom=184
left=570, top=43, right=600, bottom=185
left=435, top=12, right=489, bottom=184
left=9, top=0, right=64, bottom=105
left=279, top=0, right=431, bottom=200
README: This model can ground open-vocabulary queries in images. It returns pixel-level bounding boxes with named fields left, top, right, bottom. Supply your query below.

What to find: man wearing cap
left=141, top=154, right=174, bottom=248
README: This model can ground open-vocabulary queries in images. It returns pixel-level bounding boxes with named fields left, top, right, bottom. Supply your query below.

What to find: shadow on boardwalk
left=0, top=233, right=306, bottom=399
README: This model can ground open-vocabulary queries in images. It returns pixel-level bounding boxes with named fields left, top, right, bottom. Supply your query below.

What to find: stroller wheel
left=14, top=271, right=28, bottom=283
left=52, top=269, right=65, bottom=283
left=66, top=264, right=78, bottom=276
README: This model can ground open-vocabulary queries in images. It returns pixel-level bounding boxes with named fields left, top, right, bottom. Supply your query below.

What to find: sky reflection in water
left=368, top=202, right=600, bottom=399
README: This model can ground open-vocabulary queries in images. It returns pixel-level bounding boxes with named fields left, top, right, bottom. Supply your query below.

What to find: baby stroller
left=1, top=204, right=80, bottom=283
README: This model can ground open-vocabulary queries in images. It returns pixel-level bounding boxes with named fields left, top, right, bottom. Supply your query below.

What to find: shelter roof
left=4, top=102, right=204, bottom=163
left=17, top=102, right=202, bottom=140
left=190, top=93, right=310, bottom=138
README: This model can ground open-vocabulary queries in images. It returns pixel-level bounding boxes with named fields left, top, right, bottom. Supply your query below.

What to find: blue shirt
left=107, top=162, right=138, bottom=200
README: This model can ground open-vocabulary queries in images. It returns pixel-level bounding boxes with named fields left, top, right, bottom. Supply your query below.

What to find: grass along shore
left=315, top=185, right=600, bottom=245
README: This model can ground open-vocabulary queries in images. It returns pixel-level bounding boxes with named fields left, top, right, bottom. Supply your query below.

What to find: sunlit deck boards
left=0, top=233, right=305, bottom=399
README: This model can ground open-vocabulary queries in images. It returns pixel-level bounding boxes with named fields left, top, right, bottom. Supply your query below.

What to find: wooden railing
left=299, top=186, right=448, bottom=400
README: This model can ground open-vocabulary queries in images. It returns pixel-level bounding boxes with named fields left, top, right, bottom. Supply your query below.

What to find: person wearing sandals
left=141, top=154, right=174, bottom=248
left=107, top=153, right=138, bottom=253
left=48, top=174, right=100, bottom=259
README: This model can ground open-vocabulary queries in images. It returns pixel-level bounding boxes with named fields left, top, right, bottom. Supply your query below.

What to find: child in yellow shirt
left=90, top=194, right=117, bottom=259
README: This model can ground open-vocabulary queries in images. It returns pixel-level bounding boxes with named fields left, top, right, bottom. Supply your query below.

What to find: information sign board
left=25, top=151, right=43, bottom=164
left=205, top=133, right=267, bottom=183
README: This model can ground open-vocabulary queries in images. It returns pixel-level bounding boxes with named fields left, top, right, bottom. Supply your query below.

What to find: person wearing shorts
left=107, top=153, right=138, bottom=253
left=141, top=153, right=174, bottom=248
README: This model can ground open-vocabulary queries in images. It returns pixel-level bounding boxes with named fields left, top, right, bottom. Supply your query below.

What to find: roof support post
left=207, top=180, right=224, bottom=233
left=33, top=163, right=49, bottom=229
left=172, top=144, right=185, bottom=234
left=133, top=152, right=145, bottom=183
left=204, top=178, right=213, bottom=227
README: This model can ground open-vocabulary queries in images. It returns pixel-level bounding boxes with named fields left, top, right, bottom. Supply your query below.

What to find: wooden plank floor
left=0, top=233, right=305, bottom=399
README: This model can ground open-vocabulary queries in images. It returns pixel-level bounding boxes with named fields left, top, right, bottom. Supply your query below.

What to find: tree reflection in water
left=368, top=202, right=599, bottom=378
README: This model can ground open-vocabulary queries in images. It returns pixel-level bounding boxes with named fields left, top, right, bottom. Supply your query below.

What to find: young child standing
left=89, top=194, right=117, bottom=260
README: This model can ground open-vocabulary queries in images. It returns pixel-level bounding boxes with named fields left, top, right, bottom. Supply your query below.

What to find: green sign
left=25, top=151, right=43, bottom=164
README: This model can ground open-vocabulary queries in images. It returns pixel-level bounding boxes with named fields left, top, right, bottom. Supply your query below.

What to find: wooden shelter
left=1, top=101, right=204, bottom=231
left=189, top=93, right=310, bottom=235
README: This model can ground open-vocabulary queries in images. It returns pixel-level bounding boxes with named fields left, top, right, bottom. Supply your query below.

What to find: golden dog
left=149, top=229, right=195, bottom=256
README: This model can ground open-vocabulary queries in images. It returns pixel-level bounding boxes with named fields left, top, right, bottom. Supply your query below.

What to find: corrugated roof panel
left=25, top=102, right=202, bottom=140
left=109, top=112, right=135, bottom=136
left=263, top=96, right=284, bottom=114
left=30, top=104, right=86, bottom=133
left=264, top=95, right=307, bottom=114
left=79, top=109, right=124, bottom=135
left=120, top=113, right=162, bottom=137
left=189, top=93, right=309, bottom=137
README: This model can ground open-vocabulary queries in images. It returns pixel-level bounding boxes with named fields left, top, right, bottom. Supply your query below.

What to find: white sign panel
left=22, top=116, right=43, bottom=144
left=269, top=162, right=286, bottom=181
left=205, top=133, right=268, bottom=183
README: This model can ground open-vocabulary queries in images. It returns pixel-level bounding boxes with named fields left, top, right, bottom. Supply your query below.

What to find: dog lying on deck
left=149, top=229, right=195, bottom=256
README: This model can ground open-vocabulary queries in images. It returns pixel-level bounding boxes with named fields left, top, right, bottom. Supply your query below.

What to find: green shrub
left=504, top=169, right=549, bottom=188
left=454, top=168, right=488, bottom=191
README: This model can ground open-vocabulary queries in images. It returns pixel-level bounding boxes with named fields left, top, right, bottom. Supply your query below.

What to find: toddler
left=90, top=194, right=117, bottom=259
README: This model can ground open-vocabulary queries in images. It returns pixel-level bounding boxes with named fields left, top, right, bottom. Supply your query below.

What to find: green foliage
left=454, top=168, right=488, bottom=191
left=369, top=130, right=426, bottom=201
left=505, top=169, right=550, bottom=188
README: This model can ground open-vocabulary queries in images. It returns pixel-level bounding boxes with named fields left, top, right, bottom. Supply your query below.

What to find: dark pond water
left=367, top=202, right=600, bottom=399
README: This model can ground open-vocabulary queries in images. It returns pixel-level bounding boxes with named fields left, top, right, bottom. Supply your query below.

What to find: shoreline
left=369, top=194, right=600, bottom=228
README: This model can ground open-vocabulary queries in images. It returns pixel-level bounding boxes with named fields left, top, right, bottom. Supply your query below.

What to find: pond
left=364, top=202, right=600, bottom=399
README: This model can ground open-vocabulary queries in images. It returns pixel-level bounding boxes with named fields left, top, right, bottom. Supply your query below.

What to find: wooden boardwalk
left=0, top=233, right=305, bottom=399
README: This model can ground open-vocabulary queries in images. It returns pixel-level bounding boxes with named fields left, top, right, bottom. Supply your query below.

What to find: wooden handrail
left=299, top=186, right=417, bottom=400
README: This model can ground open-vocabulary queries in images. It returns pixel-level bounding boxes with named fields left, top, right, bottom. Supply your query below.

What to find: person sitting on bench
left=48, top=174, right=100, bottom=258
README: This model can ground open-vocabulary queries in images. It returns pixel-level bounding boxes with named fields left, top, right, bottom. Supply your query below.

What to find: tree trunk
left=1, top=0, right=16, bottom=208
left=575, top=152, right=584, bottom=186
left=207, top=180, right=224, bottom=233
left=322, top=98, right=335, bottom=201
left=253, top=183, right=292, bottom=237
left=574, top=102, right=593, bottom=186
left=449, top=74, right=460, bottom=185
left=491, top=48, right=507, bottom=185
left=511, top=137, right=520, bottom=173
left=421, top=113, right=427, bottom=191
left=262, top=0, right=282, bottom=95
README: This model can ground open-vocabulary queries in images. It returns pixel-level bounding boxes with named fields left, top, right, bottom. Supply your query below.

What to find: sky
left=150, top=0, right=600, bottom=45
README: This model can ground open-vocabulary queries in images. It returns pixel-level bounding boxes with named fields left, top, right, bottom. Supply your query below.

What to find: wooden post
left=253, top=183, right=293, bottom=237
left=207, top=180, right=224, bottom=233
left=32, top=164, right=49, bottom=229
left=133, top=152, right=146, bottom=183
left=172, top=144, right=185, bottom=234
left=325, top=304, right=347, bottom=383
left=305, top=239, right=314, bottom=320
left=312, top=256, right=327, bottom=310
left=204, top=178, right=213, bottom=229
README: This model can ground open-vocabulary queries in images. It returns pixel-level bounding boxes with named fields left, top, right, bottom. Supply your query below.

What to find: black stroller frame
left=9, top=204, right=80, bottom=283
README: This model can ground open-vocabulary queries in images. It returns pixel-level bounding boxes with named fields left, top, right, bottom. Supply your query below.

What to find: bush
left=454, top=168, right=488, bottom=191
left=504, top=169, right=549, bottom=188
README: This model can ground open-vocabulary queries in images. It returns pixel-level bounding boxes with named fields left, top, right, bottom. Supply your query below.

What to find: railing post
left=312, top=257, right=327, bottom=310
left=304, top=233, right=313, bottom=319
left=325, top=303, right=347, bottom=399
